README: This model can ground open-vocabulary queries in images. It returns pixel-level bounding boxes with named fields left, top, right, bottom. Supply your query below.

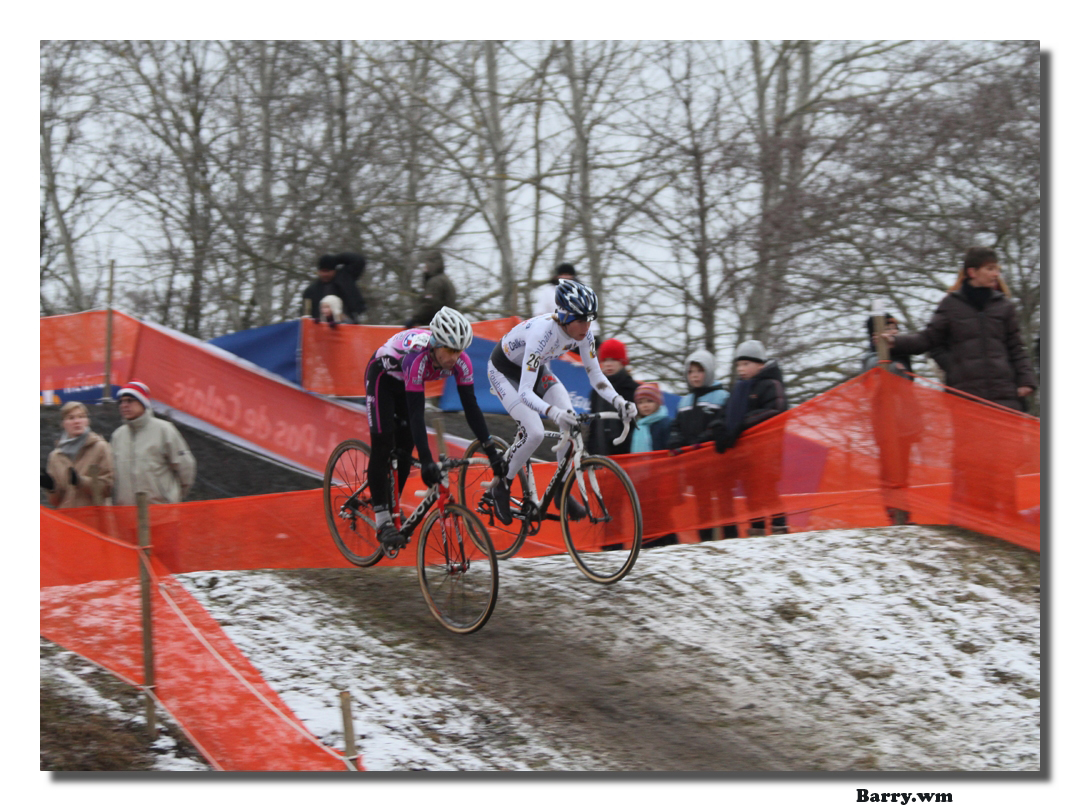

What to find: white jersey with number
left=497, top=314, right=616, bottom=415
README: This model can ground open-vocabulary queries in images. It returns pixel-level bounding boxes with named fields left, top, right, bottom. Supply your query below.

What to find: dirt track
left=281, top=564, right=797, bottom=771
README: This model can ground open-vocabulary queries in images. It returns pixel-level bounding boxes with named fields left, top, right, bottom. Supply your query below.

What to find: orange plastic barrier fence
left=299, top=315, right=521, bottom=397
left=41, top=508, right=350, bottom=771
left=40, top=310, right=140, bottom=402
left=604, top=366, right=1039, bottom=551
left=45, top=364, right=1040, bottom=568
left=130, top=321, right=375, bottom=474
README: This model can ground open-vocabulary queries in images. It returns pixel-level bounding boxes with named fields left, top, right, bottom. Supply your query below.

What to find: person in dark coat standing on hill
left=406, top=250, right=457, bottom=327
left=302, top=253, right=366, bottom=323
left=880, top=246, right=1037, bottom=525
left=587, top=339, right=639, bottom=456
left=717, top=339, right=789, bottom=537
left=332, top=251, right=367, bottom=320
left=883, top=247, right=1035, bottom=411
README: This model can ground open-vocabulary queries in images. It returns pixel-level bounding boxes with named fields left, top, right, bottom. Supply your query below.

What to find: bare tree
left=40, top=41, right=117, bottom=314
left=40, top=40, right=1039, bottom=405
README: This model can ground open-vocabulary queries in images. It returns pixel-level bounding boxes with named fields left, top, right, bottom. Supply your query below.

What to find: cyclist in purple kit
left=365, top=307, right=506, bottom=551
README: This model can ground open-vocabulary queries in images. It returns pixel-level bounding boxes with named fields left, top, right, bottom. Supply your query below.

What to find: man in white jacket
left=110, top=380, right=197, bottom=505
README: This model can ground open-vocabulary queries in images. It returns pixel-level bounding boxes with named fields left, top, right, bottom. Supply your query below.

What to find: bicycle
left=323, top=440, right=499, bottom=634
left=456, top=412, right=643, bottom=585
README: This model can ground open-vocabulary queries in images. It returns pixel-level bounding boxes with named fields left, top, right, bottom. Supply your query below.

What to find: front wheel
left=324, top=439, right=384, bottom=567
left=416, top=503, right=499, bottom=634
left=458, top=436, right=529, bottom=559
left=560, top=455, right=643, bottom=585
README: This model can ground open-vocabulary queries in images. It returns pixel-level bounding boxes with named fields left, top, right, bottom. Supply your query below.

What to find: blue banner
left=209, top=321, right=301, bottom=384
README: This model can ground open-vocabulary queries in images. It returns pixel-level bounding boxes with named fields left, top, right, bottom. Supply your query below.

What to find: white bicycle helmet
left=428, top=306, right=474, bottom=350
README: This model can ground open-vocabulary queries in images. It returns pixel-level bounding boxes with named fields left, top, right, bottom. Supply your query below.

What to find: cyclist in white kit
left=487, top=278, right=637, bottom=523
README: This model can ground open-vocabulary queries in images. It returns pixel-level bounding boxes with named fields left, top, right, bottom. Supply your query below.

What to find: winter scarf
left=961, top=280, right=993, bottom=311
left=57, top=430, right=89, bottom=461
left=630, top=404, right=670, bottom=453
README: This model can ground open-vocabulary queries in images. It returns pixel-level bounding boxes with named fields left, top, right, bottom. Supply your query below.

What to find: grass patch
left=41, top=679, right=155, bottom=771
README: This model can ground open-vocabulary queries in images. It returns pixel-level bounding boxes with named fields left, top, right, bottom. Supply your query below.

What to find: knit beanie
left=734, top=340, right=767, bottom=364
left=117, top=380, right=152, bottom=411
left=598, top=339, right=629, bottom=365
left=317, top=254, right=338, bottom=270
left=634, top=382, right=664, bottom=406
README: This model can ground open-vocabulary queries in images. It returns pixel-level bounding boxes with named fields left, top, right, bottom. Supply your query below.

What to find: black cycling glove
left=421, top=460, right=442, bottom=487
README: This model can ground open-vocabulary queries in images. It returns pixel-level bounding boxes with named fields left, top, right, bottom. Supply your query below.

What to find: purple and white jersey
left=374, top=328, right=474, bottom=393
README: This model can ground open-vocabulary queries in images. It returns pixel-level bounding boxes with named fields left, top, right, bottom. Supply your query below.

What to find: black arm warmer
left=458, top=384, right=490, bottom=445
left=405, top=390, right=434, bottom=465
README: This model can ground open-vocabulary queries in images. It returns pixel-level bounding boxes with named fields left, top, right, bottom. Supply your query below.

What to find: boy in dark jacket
left=668, top=349, right=728, bottom=450
left=718, top=340, right=788, bottom=536
left=669, top=349, right=734, bottom=540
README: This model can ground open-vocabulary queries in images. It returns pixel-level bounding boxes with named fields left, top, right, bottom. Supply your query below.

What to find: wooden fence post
left=872, top=299, right=889, bottom=363
left=136, top=491, right=156, bottom=740
left=339, top=689, right=359, bottom=771
left=89, top=463, right=103, bottom=507
left=102, top=260, right=115, bottom=402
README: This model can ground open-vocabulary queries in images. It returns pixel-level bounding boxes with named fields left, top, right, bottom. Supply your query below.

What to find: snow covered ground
left=167, top=525, right=1040, bottom=773
left=39, top=521, right=1049, bottom=811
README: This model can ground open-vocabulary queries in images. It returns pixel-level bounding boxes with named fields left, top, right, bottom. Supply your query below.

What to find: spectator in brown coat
left=42, top=401, right=114, bottom=507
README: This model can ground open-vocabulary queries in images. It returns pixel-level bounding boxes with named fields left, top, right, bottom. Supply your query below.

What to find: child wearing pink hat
left=630, top=382, right=670, bottom=452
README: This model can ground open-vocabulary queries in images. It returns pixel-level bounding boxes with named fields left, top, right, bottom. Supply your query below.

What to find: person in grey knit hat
left=734, top=339, right=767, bottom=364
left=720, top=339, right=788, bottom=536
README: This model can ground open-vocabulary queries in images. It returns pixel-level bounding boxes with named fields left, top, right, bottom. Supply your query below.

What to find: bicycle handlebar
left=591, top=411, right=633, bottom=446
left=551, top=411, right=634, bottom=456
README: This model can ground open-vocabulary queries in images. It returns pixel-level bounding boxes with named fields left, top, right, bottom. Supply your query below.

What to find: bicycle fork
left=436, top=480, right=471, bottom=574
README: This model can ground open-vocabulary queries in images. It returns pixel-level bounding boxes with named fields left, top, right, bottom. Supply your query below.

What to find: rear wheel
left=458, top=436, right=529, bottom=559
left=416, top=503, right=499, bottom=634
left=560, top=455, right=643, bottom=585
left=324, top=439, right=385, bottom=567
